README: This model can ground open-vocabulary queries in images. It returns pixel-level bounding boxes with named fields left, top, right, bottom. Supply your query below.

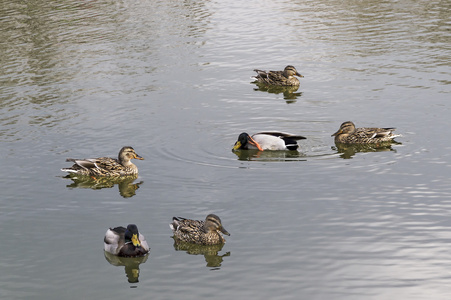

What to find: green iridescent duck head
left=233, top=133, right=263, bottom=151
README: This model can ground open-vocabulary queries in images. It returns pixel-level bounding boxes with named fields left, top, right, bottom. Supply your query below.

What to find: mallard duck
left=332, top=121, right=400, bottom=144
left=104, top=224, right=150, bottom=257
left=233, top=132, right=306, bottom=151
left=61, top=146, right=143, bottom=177
left=253, top=65, right=303, bottom=86
left=170, top=214, right=230, bottom=245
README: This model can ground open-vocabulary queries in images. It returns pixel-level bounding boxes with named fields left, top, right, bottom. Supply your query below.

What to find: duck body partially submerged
left=170, top=214, right=230, bottom=245
left=61, top=146, right=144, bottom=177
left=332, top=121, right=400, bottom=144
left=104, top=224, right=149, bottom=257
left=253, top=65, right=303, bottom=86
left=233, top=132, right=306, bottom=151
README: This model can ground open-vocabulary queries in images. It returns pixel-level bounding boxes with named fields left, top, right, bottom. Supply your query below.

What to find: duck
left=61, top=146, right=143, bottom=177
left=170, top=214, right=230, bottom=245
left=332, top=121, right=400, bottom=144
left=233, top=132, right=306, bottom=151
left=253, top=65, right=303, bottom=86
left=104, top=224, right=150, bottom=257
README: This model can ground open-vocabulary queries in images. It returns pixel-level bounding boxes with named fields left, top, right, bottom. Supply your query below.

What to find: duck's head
left=124, top=224, right=142, bottom=247
left=283, top=65, right=303, bottom=78
left=119, top=146, right=144, bottom=163
left=233, top=133, right=263, bottom=151
left=204, top=214, right=230, bottom=236
left=331, top=121, right=356, bottom=137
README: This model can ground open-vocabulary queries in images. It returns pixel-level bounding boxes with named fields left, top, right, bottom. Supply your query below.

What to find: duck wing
left=253, top=69, right=271, bottom=84
left=252, top=132, right=305, bottom=150
left=356, top=128, right=396, bottom=139
left=372, top=128, right=396, bottom=138
left=65, top=158, right=100, bottom=170
left=171, top=217, right=204, bottom=234
left=104, top=227, right=126, bottom=255
left=266, top=70, right=286, bottom=85
left=254, top=69, right=268, bottom=78
left=91, top=157, right=123, bottom=170
left=256, top=131, right=307, bottom=140
left=139, top=233, right=150, bottom=252
left=253, top=69, right=285, bottom=85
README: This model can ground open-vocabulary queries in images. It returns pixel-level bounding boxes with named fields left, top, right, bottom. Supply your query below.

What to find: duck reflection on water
left=104, top=251, right=149, bottom=284
left=172, top=239, right=230, bottom=268
left=332, top=142, right=402, bottom=159
left=252, top=83, right=302, bottom=103
left=63, top=174, right=143, bottom=198
left=233, top=149, right=306, bottom=162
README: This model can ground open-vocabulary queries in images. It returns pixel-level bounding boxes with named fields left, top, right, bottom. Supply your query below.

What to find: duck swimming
left=233, top=132, right=306, bottom=151
left=253, top=65, right=303, bottom=86
left=61, top=146, right=143, bottom=177
left=104, top=224, right=150, bottom=257
left=332, top=121, right=400, bottom=144
left=170, top=214, right=230, bottom=245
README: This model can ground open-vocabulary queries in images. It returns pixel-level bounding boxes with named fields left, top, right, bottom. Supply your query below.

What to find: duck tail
left=286, top=144, right=299, bottom=151
left=170, top=217, right=181, bottom=231
left=254, top=69, right=268, bottom=78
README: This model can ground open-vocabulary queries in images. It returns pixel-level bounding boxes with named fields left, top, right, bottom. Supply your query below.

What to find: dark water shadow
left=104, top=251, right=149, bottom=285
left=233, top=149, right=307, bottom=162
left=172, top=239, right=230, bottom=268
left=63, top=175, right=143, bottom=198
left=332, top=141, right=402, bottom=159
left=252, top=82, right=302, bottom=103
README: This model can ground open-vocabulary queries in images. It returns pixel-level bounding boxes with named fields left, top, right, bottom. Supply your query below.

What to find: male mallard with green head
left=253, top=65, right=303, bottom=86
left=233, top=132, right=306, bottom=151
left=170, top=214, right=230, bottom=245
left=61, top=146, right=143, bottom=177
left=104, top=224, right=150, bottom=257
left=332, top=121, right=400, bottom=144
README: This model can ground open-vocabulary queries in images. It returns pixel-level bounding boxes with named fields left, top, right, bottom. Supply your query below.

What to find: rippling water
left=1, top=0, right=450, bottom=299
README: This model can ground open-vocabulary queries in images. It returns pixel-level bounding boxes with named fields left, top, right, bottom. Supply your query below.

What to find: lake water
left=1, top=0, right=450, bottom=299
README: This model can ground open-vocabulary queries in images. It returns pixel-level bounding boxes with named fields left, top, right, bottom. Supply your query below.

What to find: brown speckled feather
left=170, top=214, right=230, bottom=245
left=253, top=65, right=303, bottom=86
left=332, top=121, right=400, bottom=144
left=61, top=146, right=143, bottom=177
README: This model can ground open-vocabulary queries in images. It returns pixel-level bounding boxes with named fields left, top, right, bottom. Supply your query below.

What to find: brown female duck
left=61, top=146, right=143, bottom=177
left=253, top=65, right=303, bottom=86
left=170, top=214, right=230, bottom=245
left=332, top=121, right=400, bottom=144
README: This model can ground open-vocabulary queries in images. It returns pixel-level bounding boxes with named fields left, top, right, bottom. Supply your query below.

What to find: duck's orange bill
left=134, top=154, right=144, bottom=160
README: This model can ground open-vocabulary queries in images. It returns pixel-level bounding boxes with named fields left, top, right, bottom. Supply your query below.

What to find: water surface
left=1, top=0, right=450, bottom=299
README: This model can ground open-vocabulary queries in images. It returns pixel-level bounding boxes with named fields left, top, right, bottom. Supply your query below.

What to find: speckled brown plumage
left=253, top=65, right=303, bottom=86
left=332, top=121, right=400, bottom=144
left=170, top=214, right=230, bottom=245
left=61, top=146, right=143, bottom=177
